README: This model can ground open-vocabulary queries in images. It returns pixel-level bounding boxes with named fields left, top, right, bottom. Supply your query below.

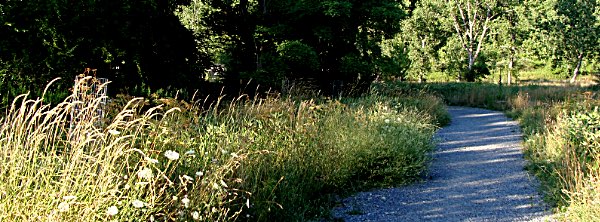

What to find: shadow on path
left=332, top=107, right=552, bottom=222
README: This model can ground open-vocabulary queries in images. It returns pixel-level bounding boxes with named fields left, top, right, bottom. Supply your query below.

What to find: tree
left=488, top=1, right=528, bottom=85
left=378, top=37, right=410, bottom=81
left=0, top=0, right=205, bottom=99
left=177, top=0, right=406, bottom=93
left=401, top=0, right=450, bottom=82
left=553, top=0, right=599, bottom=83
left=448, top=0, right=504, bottom=81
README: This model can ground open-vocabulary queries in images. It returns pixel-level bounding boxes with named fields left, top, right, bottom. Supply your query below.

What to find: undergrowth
left=0, top=80, right=447, bottom=221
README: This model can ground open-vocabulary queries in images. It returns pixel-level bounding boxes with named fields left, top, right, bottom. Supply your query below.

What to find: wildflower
left=172, top=196, right=178, bottom=201
left=230, top=152, right=239, bottom=158
left=137, top=168, right=153, bottom=180
left=131, top=200, right=145, bottom=208
left=195, top=171, right=204, bottom=177
left=145, top=157, right=159, bottom=164
left=182, top=175, right=194, bottom=181
left=58, top=202, right=70, bottom=212
left=181, top=196, right=190, bottom=208
left=62, top=195, right=77, bottom=201
left=108, top=130, right=120, bottom=135
left=384, top=119, right=390, bottom=124
left=191, top=211, right=200, bottom=220
left=220, top=180, right=228, bottom=188
left=106, top=206, right=118, bottom=216
left=164, top=150, right=180, bottom=161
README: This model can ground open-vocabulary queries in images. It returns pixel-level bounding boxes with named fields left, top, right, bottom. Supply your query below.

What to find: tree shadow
left=332, top=107, right=552, bottom=222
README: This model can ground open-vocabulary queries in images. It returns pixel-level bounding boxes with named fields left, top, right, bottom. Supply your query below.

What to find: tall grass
left=0, top=80, right=446, bottom=221
left=379, top=81, right=600, bottom=220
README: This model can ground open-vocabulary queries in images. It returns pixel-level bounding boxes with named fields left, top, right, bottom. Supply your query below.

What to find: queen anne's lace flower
left=58, top=202, right=70, bottom=212
left=106, top=206, right=118, bottom=216
left=164, top=150, right=180, bottom=160
left=137, top=168, right=153, bottom=180
left=181, top=196, right=190, bottom=208
left=191, top=211, right=200, bottom=220
left=145, top=157, right=159, bottom=164
left=132, top=200, right=145, bottom=208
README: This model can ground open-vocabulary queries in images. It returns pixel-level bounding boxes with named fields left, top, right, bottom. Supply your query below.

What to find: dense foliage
left=2, top=0, right=598, bottom=105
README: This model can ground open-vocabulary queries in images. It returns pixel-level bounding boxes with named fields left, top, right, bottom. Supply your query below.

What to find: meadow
left=0, top=78, right=449, bottom=221
left=379, top=81, right=600, bottom=221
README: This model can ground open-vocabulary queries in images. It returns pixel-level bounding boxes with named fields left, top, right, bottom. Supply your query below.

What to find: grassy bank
left=379, top=82, right=600, bottom=221
left=0, top=82, right=447, bottom=221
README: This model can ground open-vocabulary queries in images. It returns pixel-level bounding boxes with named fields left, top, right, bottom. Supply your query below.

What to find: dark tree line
left=1, top=0, right=598, bottom=104
left=1, top=0, right=205, bottom=102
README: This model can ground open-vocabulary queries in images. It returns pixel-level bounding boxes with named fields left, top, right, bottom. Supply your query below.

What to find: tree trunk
left=570, top=52, right=584, bottom=83
left=466, top=52, right=475, bottom=82
left=508, top=56, right=513, bottom=86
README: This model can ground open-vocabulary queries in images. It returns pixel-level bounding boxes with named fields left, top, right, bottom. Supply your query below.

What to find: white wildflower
left=137, top=168, right=153, bottom=180
left=108, top=130, right=120, bottom=135
left=182, top=175, right=194, bottom=181
left=384, top=119, right=390, bottom=124
left=145, top=157, right=159, bottom=164
left=195, top=171, right=204, bottom=177
left=191, top=211, right=200, bottom=220
left=164, top=150, right=180, bottom=161
left=131, top=200, right=145, bottom=208
left=181, top=196, right=190, bottom=208
left=62, top=195, right=77, bottom=201
left=106, top=205, right=118, bottom=216
left=58, top=202, right=70, bottom=212
left=172, top=196, right=178, bottom=201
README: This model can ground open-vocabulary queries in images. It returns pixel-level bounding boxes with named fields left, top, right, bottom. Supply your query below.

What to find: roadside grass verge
left=0, top=82, right=446, bottom=221
left=378, top=81, right=600, bottom=221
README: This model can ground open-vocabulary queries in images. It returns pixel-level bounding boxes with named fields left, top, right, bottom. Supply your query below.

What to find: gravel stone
left=331, top=106, right=553, bottom=222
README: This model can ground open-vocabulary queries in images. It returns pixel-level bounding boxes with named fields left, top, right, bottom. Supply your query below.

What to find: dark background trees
left=1, top=0, right=206, bottom=101
left=0, top=0, right=598, bottom=104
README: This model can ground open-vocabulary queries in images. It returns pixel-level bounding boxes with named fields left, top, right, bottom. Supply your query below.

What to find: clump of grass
left=0, top=80, right=446, bottom=221
left=0, top=81, right=249, bottom=221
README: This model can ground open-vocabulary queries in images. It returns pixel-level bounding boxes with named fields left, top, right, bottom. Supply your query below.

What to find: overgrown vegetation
left=379, top=81, right=600, bottom=221
left=0, top=80, right=448, bottom=221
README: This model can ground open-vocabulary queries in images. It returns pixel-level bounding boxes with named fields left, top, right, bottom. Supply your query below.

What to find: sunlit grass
left=378, top=81, right=600, bottom=220
left=0, top=80, right=446, bottom=221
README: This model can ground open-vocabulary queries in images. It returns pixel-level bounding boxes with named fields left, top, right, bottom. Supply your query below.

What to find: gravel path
left=331, top=106, right=553, bottom=222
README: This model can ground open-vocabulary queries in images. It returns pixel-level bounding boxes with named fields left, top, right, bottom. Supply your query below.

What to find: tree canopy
left=1, top=0, right=598, bottom=102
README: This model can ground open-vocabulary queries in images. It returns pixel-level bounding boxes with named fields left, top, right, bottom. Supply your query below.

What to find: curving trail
left=332, top=106, right=553, bottom=222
